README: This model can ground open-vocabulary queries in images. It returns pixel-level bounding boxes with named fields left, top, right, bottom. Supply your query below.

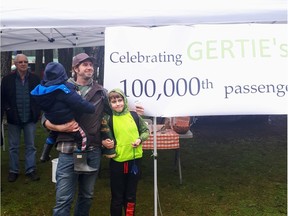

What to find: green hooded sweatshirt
left=101, top=88, right=149, bottom=162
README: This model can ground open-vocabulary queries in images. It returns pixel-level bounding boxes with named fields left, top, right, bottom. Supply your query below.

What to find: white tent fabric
left=1, top=0, right=287, bottom=51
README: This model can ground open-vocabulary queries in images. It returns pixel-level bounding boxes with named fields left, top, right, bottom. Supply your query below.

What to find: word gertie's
left=187, top=39, right=288, bottom=60
left=109, top=51, right=182, bottom=66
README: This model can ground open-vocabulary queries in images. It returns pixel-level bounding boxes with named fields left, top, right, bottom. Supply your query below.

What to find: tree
left=35, top=50, right=44, bottom=78
left=44, top=49, right=54, bottom=66
left=0, top=51, right=12, bottom=78
left=94, top=46, right=105, bottom=85
left=58, top=48, right=73, bottom=77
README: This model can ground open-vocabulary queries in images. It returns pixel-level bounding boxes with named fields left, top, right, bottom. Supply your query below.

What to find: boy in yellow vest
left=101, top=88, right=149, bottom=216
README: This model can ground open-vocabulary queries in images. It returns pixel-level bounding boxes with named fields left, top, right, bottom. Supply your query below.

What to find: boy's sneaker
left=102, top=148, right=116, bottom=158
left=8, top=172, right=18, bottom=182
left=26, top=171, right=40, bottom=181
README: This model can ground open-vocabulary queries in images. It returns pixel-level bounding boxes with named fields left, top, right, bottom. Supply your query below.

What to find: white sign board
left=104, top=24, right=288, bottom=117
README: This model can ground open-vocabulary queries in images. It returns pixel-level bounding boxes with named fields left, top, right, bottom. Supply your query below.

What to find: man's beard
left=83, top=73, right=93, bottom=80
left=83, top=76, right=91, bottom=80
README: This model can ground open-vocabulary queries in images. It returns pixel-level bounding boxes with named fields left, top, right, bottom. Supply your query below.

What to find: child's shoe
left=40, top=137, right=55, bottom=162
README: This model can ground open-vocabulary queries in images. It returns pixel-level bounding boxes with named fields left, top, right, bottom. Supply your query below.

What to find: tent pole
left=153, top=116, right=158, bottom=216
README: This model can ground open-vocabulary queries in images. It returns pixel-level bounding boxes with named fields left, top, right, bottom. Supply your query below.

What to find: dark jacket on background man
left=1, top=71, right=41, bottom=125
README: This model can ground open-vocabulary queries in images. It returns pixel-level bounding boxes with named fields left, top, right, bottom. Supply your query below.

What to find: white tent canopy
left=1, top=0, right=287, bottom=51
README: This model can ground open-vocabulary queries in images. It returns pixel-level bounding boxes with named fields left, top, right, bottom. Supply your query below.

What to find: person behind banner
left=101, top=88, right=149, bottom=216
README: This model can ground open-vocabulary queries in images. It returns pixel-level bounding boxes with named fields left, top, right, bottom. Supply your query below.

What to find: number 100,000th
left=120, top=77, right=201, bottom=100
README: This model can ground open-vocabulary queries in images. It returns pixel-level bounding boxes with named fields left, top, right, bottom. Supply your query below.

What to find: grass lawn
left=1, top=115, right=287, bottom=216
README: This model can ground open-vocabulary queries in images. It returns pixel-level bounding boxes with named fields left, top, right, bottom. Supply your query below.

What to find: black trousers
left=110, top=158, right=142, bottom=216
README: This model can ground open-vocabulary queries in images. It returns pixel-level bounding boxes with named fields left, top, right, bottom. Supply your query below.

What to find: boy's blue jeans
left=8, top=122, right=37, bottom=174
left=53, top=147, right=101, bottom=216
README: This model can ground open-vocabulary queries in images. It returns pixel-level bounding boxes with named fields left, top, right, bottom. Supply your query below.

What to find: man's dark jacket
left=1, top=71, right=41, bottom=125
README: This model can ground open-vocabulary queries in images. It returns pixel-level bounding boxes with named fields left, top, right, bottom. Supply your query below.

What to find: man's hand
left=45, top=119, right=79, bottom=132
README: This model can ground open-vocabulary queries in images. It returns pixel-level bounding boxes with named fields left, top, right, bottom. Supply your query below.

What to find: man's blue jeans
left=8, top=122, right=37, bottom=174
left=53, top=147, right=101, bottom=216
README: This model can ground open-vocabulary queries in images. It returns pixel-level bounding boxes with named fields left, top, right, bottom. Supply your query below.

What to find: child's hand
left=102, top=139, right=114, bottom=149
left=131, top=138, right=141, bottom=148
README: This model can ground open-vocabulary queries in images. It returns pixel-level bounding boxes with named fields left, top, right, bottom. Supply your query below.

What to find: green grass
left=1, top=116, right=287, bottom=216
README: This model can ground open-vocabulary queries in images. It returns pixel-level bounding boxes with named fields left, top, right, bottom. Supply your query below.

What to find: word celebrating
left=224, top=83, right=288, bottom=99
left=120, top=77, right=213, bottom=100
left=109, top=51, right=183, bottom=66
left=187, top=39, right=288, bottom=60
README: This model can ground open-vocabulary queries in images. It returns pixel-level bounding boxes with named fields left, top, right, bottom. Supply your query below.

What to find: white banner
left=104, top=24, right=288, bottom=117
